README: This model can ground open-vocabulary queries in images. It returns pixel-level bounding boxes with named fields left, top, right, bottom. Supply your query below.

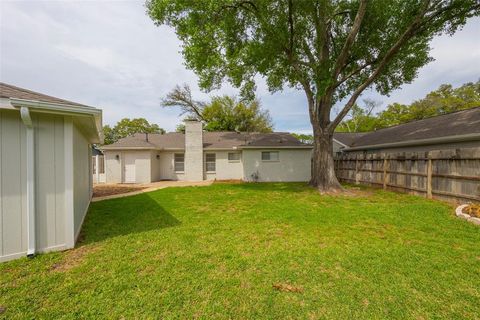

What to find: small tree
left=162, top=84, right=273, bottom=132
left=147, top=0, right=479, bottom=192
left=103, top=118, right=165, bottom=145
left=336, top=99, right=381, bottom=132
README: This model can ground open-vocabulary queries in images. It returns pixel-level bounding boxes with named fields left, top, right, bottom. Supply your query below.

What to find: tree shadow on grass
left=78, top=193, right=181, bottom=245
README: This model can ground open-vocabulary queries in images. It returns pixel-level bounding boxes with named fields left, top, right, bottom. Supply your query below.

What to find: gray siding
left=0, top=110, right=27, bottom=259
left=34, top=113, right=65, bottom=251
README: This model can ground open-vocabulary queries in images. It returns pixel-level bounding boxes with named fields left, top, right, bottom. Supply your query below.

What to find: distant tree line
left=103, top=118, right=165, bottom=145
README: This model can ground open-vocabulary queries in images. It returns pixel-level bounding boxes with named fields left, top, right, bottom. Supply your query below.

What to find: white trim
left=0, top=251, right=28, bottom=263
left=19, top=107, right=36, bottom=256
left=10, top=98, right=103, bottom=144
left=333, top=138, right=348, bottom=148
left=64, top=117, right=75, bottom=249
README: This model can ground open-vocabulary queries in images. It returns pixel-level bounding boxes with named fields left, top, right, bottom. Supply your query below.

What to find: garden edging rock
left=455, top=204, right=480, bottom=225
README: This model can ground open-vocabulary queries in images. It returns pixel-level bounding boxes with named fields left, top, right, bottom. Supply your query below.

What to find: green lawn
left=1, top=183, right=479, bottom=319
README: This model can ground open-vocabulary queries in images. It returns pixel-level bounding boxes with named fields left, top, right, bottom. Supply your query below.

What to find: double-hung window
left=228, top=152, right=241, bottom=162
left=205, top=153, right=216, bottom=172
left=261, top=151, right=279, bottom=161
left=174, top=153, right=184, bottom=172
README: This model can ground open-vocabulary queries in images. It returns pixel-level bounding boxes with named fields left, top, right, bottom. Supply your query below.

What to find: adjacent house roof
left=342, top=107, right=480, bottom=151
left=0, top=82, right=91, bottom=108
left=333, top=132, right=368, bottom=147
left=102, top=131, right=312, bottom=150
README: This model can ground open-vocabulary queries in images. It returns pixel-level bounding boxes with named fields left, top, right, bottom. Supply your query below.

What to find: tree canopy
left=103, top=118, right=165, bottom=145
left=147, top=0, right=479, bottom=191
left=336, top=80, right=480, bottom=132
left=162, top=84, right=273, bottom=132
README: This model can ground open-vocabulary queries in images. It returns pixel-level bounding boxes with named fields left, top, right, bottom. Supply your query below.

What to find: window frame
left=174, top=153, right=185, bottom=172
left=261, top=151, right=280, bottom=162
left=228, top=152, right=241, bottom=162
left=205, top=153, right=216, bottom=173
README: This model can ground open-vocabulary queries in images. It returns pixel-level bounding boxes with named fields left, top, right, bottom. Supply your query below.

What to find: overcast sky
left=1, top=1, right=479, bottom=133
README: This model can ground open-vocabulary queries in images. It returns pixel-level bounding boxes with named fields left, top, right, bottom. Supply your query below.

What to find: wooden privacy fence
left=334, top=148, right=480, bottom=203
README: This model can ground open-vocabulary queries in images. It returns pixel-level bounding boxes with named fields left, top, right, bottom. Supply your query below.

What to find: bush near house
left=1, top=183, right=479, bottom=319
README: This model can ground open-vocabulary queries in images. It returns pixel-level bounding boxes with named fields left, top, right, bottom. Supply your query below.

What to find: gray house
left=102, top=121, right=313, bottom=183
left=0, top=83, right=102, bottom=262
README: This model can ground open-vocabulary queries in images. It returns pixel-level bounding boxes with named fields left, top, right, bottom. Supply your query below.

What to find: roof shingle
left=350, top=107, right=480, bottom=148
left=102, top=131, right=311, bottom=150
left=0, top=82, right=92, bottom=108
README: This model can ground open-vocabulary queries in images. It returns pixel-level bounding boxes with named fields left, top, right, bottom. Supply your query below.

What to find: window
left=205, top=153, right=216, bottom=172
left=174, top=153, right=184, bottom=172
left=261, top=151, right=279, bottom=161
left=228, top=152, right=241, bottom=162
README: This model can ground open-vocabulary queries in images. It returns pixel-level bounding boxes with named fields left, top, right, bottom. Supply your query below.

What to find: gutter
left=343, top=133, right=480, bottom=151
left=19, top=107, right=36, bottom=257
left=10, top=98, right=103, bottom=144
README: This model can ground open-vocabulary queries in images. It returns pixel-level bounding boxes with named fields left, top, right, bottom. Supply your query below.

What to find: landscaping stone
left=455, top=204, right=480, bottom=226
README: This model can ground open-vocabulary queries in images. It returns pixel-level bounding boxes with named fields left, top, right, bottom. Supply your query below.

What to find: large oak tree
left=147, top=0, right=479, bottom=192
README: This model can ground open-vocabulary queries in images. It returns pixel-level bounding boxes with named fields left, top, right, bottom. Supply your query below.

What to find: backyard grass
left=1, top=183, right=479, bottom=319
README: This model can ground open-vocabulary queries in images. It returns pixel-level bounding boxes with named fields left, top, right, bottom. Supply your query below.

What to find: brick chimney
left=184, top=120, right=203, bottom=181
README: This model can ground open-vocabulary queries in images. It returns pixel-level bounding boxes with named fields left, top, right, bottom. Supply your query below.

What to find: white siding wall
left=104, top=150, right=153, bottom=184
left=72, top=123, right=91, bottom=240
left=159, top=151, right=186, bottom=181
left=104, top=151, right=122, bottom=183
left=0, top=111, right=93, bottom=262
left=242, top=149, right=312, bottom=182
left=151, top=151, right=162, bottom=182
left=133, top=151, right=152, bottom=183
left=204, top=151, right=243, bottom=180
left=35, top=113, right=66, bottom=252
left=0, top=110, right=27, bottom=261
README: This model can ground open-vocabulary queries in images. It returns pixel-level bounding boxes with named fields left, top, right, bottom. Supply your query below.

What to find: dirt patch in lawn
left=463, top=204, right=480, bottom=218
left=93, top=184, right=147, bottom=198
left=50, top=245, right=100, bottom=273
left=273, top=283, right=304, bottom=293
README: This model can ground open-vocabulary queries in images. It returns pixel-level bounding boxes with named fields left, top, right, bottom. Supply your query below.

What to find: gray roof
left=333, top=132, right=368, bottom=147
left=0, top=82, right=91, bottom=108
left=348, top=107, right=480, bottom=148
left=102, top=131, right=311, bottom=150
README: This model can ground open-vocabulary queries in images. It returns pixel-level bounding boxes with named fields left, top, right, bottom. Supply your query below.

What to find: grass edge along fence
left=335, top=147, right=480, bottom=203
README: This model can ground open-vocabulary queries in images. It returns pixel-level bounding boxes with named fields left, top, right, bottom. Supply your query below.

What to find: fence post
left=426, top=153, right=432, bottom=199
left=355, top=155, right=359, bottom=185
left=383, top=156, right=389, bottom=190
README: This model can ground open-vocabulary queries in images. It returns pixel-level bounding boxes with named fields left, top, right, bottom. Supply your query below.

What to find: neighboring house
left=333, top=107, right=480, bottom=153
left=102, top=121, right=313, bottom=183
left=0, top=83, right=102, bottom=262
left=333, top=132, right=367, bottom=153
left=92, top=146, right=105, bottom=183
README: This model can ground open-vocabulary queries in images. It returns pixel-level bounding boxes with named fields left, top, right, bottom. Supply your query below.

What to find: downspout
left=20, top=107, right=36, bottom=257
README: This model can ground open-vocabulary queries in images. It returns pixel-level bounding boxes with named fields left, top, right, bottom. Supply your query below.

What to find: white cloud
left=1, top=1, right=479, bottom=134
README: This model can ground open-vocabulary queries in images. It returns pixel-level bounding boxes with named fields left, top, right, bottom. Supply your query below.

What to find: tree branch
left=162, top=84, right=206, bottom=121
left=328, top=2, right=430, bottom=132
left=332, top=0, right=367, bottom=79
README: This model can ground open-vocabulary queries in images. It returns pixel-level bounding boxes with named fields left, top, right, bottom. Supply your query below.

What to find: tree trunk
left=309, top=125, right=342, bottom=193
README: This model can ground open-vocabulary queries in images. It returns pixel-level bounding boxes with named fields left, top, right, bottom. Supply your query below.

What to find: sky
left=1, top=1, right=479, bottom=134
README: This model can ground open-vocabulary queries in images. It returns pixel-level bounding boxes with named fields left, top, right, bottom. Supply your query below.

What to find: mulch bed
left=463, top=204, right=480, bottom=218
left=93, top=185, right=147, bottom=198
